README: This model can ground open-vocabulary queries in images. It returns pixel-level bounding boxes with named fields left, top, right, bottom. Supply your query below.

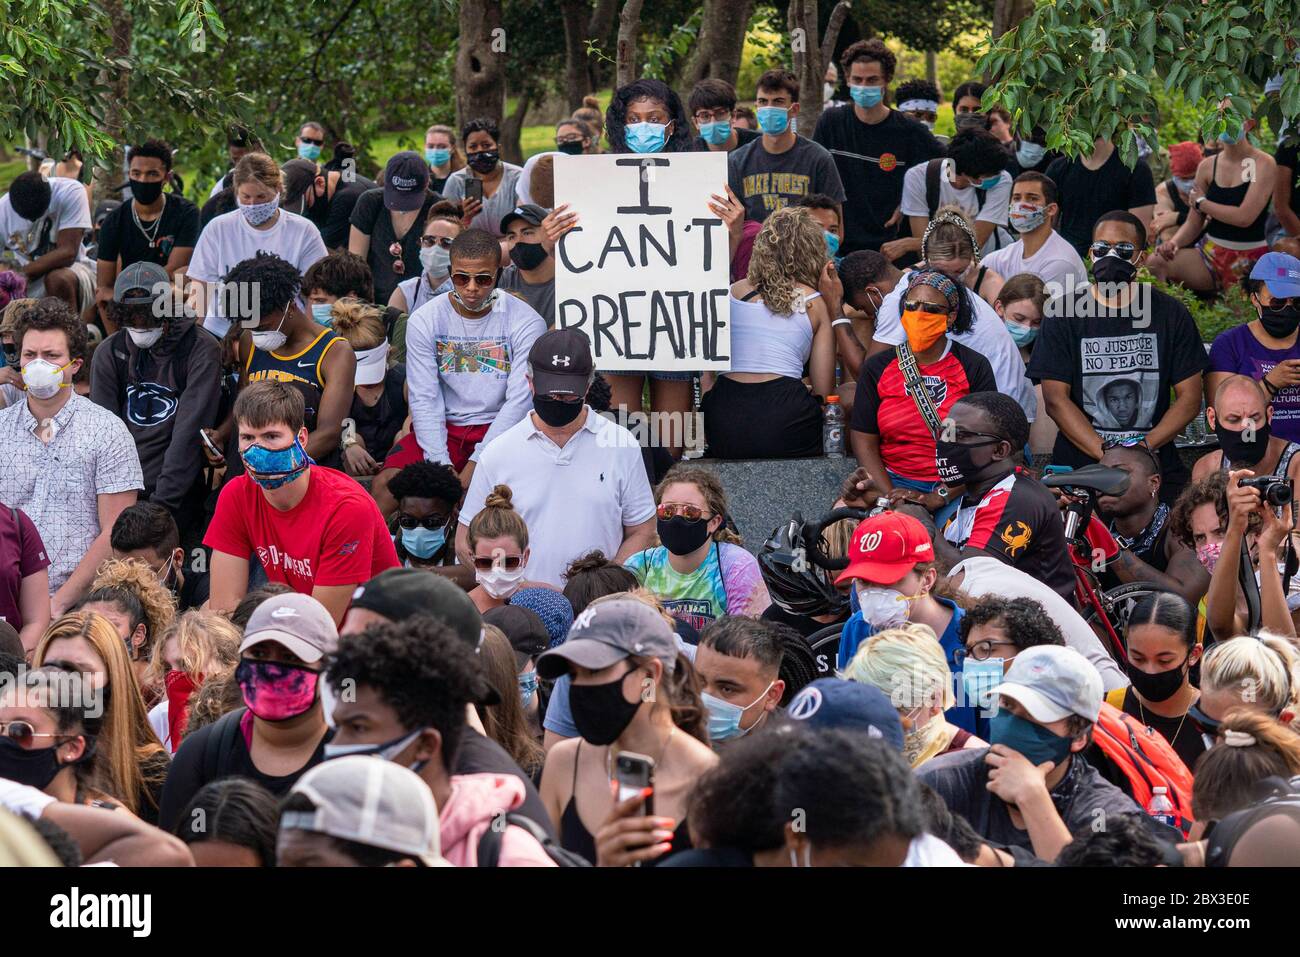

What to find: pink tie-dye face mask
left=236, top=659, right=319, bottom=721
left=1196, top=541, right=1223, bottom=575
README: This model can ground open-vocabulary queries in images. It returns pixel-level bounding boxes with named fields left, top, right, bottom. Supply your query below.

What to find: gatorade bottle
left=1146, top=786, right=1177, bottom=829
left=823, top=395, right=845, bottom=457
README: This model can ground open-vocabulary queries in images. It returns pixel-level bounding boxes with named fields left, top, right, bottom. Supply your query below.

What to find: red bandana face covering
left=236, top=659, right=319, bottom=721
left=165, top=670, right=201, bottom=752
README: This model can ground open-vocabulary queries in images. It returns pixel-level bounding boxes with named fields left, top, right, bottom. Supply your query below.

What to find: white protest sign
left=553, top=151, right=731, bottom=372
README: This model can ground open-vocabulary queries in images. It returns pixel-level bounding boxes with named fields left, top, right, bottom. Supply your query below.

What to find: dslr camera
left=1238, top=476, right=1294, bottom=507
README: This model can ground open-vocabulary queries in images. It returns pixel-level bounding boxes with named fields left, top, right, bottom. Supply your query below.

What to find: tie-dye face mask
left=1196, top=541, right=1223, bottom=575
left=236, top=658, right=319, bottom=721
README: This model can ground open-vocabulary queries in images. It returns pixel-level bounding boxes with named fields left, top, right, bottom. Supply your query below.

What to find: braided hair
left=767, top=621, right=819, bottom=705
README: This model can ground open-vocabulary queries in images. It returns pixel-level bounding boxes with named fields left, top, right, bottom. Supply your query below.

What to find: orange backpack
left=1091, top=699, right=1196, bottom=836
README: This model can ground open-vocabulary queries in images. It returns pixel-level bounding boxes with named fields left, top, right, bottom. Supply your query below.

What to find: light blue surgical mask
left=975, top=173, right=1003, bottom=191
left=310, top=303, right=335, bottom=327
left=825, top=230, right=841, bottom=258
left=1173, top=176, right=1196, bottom=194
left=961, top=657, right=1004, bottom=712
left=989, top=710, right=1074, bottom=766
left=1015, top=141, right=1046, bottom=168
left=425, top=147, right=451, bottom=167
left=1219, top=127, right=1246, bottom=145
left=518, top=671, right=539, bottom=708
left=699, top=120, right=731, bottom=146
left=702, top=683, right=774, bottom=743
left=400, top=523, right=446, bottom=560
left=1003, top=319, right=1038, bottom=347
left=850, top=85, right=883, bottom=109
left=298, top=142, right=322, bottom=162
left=625, top=121, right=668, bottom=154
left=756, top=106, right=790, bottom=135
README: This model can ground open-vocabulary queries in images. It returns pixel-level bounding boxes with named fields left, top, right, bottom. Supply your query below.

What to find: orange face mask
left=901, top=309, right=948, bottom=353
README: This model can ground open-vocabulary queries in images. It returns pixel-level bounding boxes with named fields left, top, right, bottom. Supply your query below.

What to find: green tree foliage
left=976, top=0, right=1300, bottom=166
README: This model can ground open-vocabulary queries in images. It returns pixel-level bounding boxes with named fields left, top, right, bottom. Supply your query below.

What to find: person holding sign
left=404, top=228, right=547, bottom=488
left=544, top=78, right=746, bottom=461
left=700, top=206, right=836, bottom=459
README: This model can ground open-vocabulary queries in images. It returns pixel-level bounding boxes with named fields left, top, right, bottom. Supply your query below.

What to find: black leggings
left=702, top=375, right=823, bottom=459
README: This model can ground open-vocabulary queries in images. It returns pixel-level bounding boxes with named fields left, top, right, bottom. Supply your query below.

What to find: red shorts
left=381, top=422, right=490, bottom=474
left=1197, top=237, right=1268, bottom=290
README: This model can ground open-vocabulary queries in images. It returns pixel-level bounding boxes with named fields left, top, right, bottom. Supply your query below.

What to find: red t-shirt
left=203, top=466, right=399, bottom=594
left=0, top=505, right=50, bottom=631
left=852, top=341, right=997, bottom=481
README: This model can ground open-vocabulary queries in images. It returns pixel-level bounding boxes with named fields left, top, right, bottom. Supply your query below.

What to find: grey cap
left=285, top=756, right=450, bottom=866
left=536, top=598, right=676, bottom=681
left=990, top=645, right=1103, bottom=724
left=113, top=261, right=169, bottom=305
left=240, top=592, right=339, bottom=664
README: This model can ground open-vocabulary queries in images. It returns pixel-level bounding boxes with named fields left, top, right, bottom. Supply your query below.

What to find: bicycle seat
left=1040, top=464, right=1131, bottom=497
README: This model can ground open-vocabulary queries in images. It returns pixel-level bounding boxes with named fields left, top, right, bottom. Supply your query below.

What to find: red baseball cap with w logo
left=835, top=512, right=934, bottom=586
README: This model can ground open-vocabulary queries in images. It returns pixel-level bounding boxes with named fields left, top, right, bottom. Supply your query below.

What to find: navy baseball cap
left=1250, top=252, right=1300, bottom=299
left=784, top=678, right=905, bottom=752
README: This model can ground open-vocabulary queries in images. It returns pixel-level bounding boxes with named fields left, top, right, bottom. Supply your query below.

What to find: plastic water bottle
left=1146, top=786, right=1177, bottom=828
left=823, top=395, right=845, bottom=457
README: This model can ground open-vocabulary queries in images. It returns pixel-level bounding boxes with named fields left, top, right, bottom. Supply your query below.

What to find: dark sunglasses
left=397, top=514, right=448, bottom=530
left=473, top=555, right=524, bottom=571
left=300, top=136, right=324, bottom=146
left=657, top=503, right=711, bottom=522
left=450, top=272, right=496, bottom=288
left=1090, top=241, right=1138, bottom=261
left=419, top=235, right=455, bottom=249
left=1102, top=436, right=1152, bottom=452
left=901, top=299, right=949, bottom=315
left=952, top=429, right=1004, bottom=445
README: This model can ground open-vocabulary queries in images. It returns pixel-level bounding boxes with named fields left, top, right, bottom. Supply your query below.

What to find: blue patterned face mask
left=518, top=671, right=539, bottom=708
left=241, top=437, right=310, bottom=489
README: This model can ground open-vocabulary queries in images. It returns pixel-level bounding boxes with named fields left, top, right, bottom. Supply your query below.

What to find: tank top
left=1205, top=153, right=1269, bottom=244
left=1162, top=179, right=1190, bottom=222
left=727, top=289, right=816, bottom=378
left=397, top=273, right=445, bottom=314
left=243, top=327, right=342, bottom=433
left=559, top=740, right=693, bottom=866
left=348, top=364, right=407, bottom=457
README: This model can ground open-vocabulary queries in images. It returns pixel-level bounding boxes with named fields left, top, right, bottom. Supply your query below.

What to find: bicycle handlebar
left=801, top=507, right=868, bottom=571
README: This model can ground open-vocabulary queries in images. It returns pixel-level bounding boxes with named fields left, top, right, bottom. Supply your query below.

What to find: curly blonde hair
left=145, top=609, right=242, bottom=689
left=328, top=297, right=385, bottom=350
left=83, top=558, right=177, bottom=661
left=745, top=205, right=826, bottom=316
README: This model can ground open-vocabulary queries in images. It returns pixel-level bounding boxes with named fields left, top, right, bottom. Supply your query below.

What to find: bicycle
left=1041, top=464, right=1177, bottom=668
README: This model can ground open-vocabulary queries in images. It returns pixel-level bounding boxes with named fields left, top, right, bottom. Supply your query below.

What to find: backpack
left=925, top=158, right=988, bottom=218
left=1092, top=699, right=1196, bottom=836
left=201, top=706, right=247, bottom=782
left=475, top=811, right=592, bottom=867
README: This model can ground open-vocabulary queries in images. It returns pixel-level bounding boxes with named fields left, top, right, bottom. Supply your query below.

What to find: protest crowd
left=7, top=33, right=1300, bottom=871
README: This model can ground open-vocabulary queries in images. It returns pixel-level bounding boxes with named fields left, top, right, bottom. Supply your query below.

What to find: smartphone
left=199, top=428, right=222, bottom=458
left=464, top=177, right=483, bottom=206
left=614, top=751, right=655, bottom=818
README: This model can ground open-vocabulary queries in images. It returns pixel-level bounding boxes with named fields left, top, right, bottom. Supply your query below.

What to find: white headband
left=899, top=99, right=938, bottom=114
left=354, top=340, right=390, bottom=386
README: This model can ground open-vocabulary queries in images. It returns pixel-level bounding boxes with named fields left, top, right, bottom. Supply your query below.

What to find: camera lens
left=1268, top=483, right=1293, bottom=507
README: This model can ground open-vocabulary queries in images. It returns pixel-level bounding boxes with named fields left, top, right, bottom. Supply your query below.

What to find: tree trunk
left=679, top=0, right=755, bottom=93
left=925, top=49, right=937, bottom=85
left=92, top=0, right=132, bottom=200
left=587, top=0, right=619, bottom=93
left=561, top=0, right=592, bottom=111
left=499, top=85, right=534, bottom=166
left=992, top=0, right=1034, bottom=38
left=819, top=0, right=851, bottom=89
left=788, top=0, right=820, bottom=138
left=455, top=0, right=506, bottom=132
left=615, top=0, right=645, bottom=92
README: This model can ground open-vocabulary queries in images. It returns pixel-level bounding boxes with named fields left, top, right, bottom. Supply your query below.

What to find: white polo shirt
left=459, top=407, right=655, bottom=587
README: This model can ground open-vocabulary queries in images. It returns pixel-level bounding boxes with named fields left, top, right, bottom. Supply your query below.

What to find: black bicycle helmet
left=758, top=512, right=848, bottom=617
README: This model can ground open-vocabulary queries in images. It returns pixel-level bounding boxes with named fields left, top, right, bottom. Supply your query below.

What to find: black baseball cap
left=527, top=328, right=594, bottom=397
left=500, top=203, right=548, bottom=233
left=349, top=568, right=482, bottom=648
left=281, top=158, right=322, bottom=209
left=483, top=605, right=548, bottom=669
left=383, top=151, right=430, bottom=211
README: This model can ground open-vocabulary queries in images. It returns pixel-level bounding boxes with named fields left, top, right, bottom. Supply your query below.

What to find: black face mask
left=935, top=437, right=1001, bottom=486
left=509, top=241, right=549, bottom=271
left=569, top=667, right=642, bottom=745
left=0, top=736, right=66, bottom=790
left=1127, top=655, right=1189, bottom=704
left=1214, top=419, right=1271, bottom=466
left=1258, top=301, right=1300, bottom=338
left=533, top=394, right=583, bottom=427
left=658, top=515, right=712, bottom=556
left=557, top=141, right=585, bottom=156
left=130, top=178, right=164, bottom=205
left=1092, top=254, right=1138, bottom=285
left=467, top=150, right=499, bottom=174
